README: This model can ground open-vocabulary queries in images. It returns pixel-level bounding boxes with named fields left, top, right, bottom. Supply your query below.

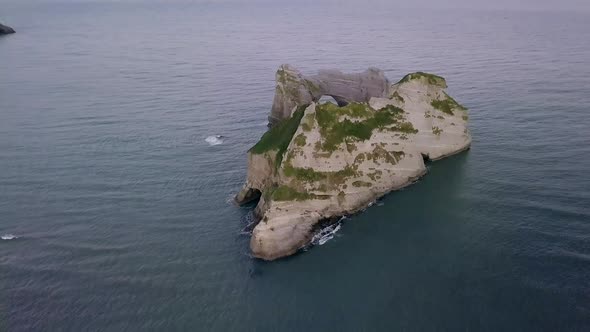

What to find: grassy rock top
left=397, top=72, right=447, bottom=88
left=315, top=102, right=408, bottom=152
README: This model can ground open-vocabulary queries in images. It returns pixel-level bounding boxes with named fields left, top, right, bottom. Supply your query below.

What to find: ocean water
left=1, top=2, right=590, bottom=331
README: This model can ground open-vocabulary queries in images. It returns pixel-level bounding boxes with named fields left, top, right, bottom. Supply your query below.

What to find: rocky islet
left=236, top=65, right=471, bottom=260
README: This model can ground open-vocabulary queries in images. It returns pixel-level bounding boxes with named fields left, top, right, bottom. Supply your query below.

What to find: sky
left=1, top=0, right=589, bottom=12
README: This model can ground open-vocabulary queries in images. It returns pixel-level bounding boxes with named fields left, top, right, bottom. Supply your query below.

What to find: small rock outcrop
left=0, top=23, right=15, bottom=35
left=237, top=65, right=471, bottom=260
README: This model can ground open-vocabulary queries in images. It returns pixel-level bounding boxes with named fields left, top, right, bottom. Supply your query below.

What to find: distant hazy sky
left=1, top=0, right=589, bottom=12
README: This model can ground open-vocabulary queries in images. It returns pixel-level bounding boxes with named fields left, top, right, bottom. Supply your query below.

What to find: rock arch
left=269, top=64, right=390, bottom=125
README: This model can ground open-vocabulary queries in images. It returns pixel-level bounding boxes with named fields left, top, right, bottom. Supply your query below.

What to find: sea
left=1, top=1, right=589, bottom=331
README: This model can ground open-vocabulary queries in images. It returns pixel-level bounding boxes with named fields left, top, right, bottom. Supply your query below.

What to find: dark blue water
left=1, top=2, right=590, bottom=331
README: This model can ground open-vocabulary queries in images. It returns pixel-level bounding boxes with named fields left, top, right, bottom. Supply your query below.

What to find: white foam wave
left=205, top=135, right=224, bottom=146
left=311, top=220, right=343, bottom=246
left=1, top=234, right=18, bottom=240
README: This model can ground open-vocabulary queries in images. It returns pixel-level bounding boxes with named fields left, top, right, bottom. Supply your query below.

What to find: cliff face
left=236, top=66, right=471, bottom=260
left=0, top=23, right=15, bottom=35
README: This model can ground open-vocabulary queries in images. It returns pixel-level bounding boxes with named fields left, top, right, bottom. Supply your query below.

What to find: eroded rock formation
left=269, top=65, right=390, bottom=125
left=0, top=23, right=15, bottom=35
left=237, top=65, right=471, bottom=260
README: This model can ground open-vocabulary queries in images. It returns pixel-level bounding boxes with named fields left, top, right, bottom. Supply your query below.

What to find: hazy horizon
left=1, top=0, right=590, bottom=12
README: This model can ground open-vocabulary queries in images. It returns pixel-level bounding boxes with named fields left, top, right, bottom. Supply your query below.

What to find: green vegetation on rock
left=284, top=165, right=326, bottom=182
left=365, top=146, right=403, bottom=165
left=294, top=133, right=307, bottom=147
left=250, top=105, right=306, bottom=168
left=352, top=181, right=372, bottom=188
left=395, top=122, right=418, bottom=134
left=367, top=170, right=383, bottom=181
left=283, top=157, right=358, bottom=186
left=431, top=99, right=454, bottom=115
left=431, top=92, right=468, bottom=115
left=324, top=166, right=358, bottom=186
left=398, top=72, right=447, bottom=88
left=315, top=102, right=406, bottom=152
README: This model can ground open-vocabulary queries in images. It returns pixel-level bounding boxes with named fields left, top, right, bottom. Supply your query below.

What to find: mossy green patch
left=263, top=186, right=276, bottom=201
left=354, top=153, right=366, bottom=164
left=367, top=170, right=383, bottom=181
left=284, top=159, right=358, bottom=188
left=393, top=151, right=405, bottom=159
left=432, top=126, right=443, bottom=135
left=249, top=105, right=307, bottom=168
left=352, top=181, right=372, bottom=188
left=345, top=140, right=358, bottom=153
left=316, top=102, right=374, bottom=120
left=431, top=92, right=468, bottom=116
left=294, top=133, right=307, bottom=147
left=394, top=122, right=418, bottom=134
left=431, top=99, right=454, bottom=115
left=315, top=102, right=405, bottom=152
left=368, top=146, right=401, bottom=165
left=284, top=165, right=327, bottom=182
left=326, top=166, right=357, bottom=186
left=443, top=92, right=467, bottom=110
left=398, top=72, right=447, bottom=88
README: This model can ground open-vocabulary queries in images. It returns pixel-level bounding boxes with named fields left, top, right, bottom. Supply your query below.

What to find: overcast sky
left=1, top=0, right=589, bottom=11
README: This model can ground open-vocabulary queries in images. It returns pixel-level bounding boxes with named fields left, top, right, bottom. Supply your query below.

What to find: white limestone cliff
left=236, top=66, right=471, bottom=260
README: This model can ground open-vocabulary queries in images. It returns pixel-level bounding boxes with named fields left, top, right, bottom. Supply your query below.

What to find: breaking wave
left=311, top=217, right=345, bottom=246
left=205, top=135, right=224, bottom=146
left=240, top=211, right=258, bottom=235
left=1, top=234, right=18, bottom=240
